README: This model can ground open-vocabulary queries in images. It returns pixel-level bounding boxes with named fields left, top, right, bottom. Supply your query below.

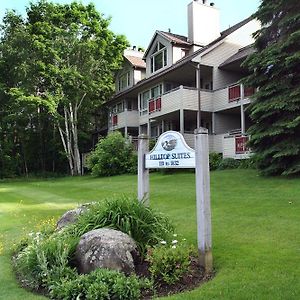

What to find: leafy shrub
left=14, top=231, right=79, bottom=290
left=218, top=158, right=240, bottom=170
left=238, top=157, right=257, bottom=169
left=50, top=268, right=146, bottom=300
left=209, top=152, right=222, bottom=170
left=66, top=196, right=175, bottom=255
left=146, top=239, right=192, bottom=285
left=87, top=131, right=136, bottom=176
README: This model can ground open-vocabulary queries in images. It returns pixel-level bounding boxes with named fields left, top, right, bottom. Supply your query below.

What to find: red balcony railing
left=235, top=135, right=249, bottom=154
left=112, top=115, right=118, bottom=126
left=228, top=84, right=255, bottom=103
left=149, top=97, right=162, bottom=114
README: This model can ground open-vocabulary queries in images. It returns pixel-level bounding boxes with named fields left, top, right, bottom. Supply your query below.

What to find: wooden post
left=194, top=127, right=213, bottom=273
left=138, top=134, right=149, bottom=205
left=240, top=83, right=245, bottom=135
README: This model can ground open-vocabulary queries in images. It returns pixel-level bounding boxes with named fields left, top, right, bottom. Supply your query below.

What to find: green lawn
left=0, top=169, right=299, bottom=299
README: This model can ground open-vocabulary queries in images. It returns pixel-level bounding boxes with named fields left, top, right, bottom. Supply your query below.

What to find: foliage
left=66, top=196, right=174, bottom=255
left=146, top=238, right=192, bottom=285
left=87, top=131, right=137, bottom=176
left=50, top=268, right=147, bottom=300
left=2, top=171, right=300, bottom=299
left=0, top=1, right=128, bottom=177
left=209, top=152, right=223, bottom=170
left=242, top=0, right=300, bottom=176
left=218, top=158, right=240, bottom=170
left=14, top=231, right=79, bottom=290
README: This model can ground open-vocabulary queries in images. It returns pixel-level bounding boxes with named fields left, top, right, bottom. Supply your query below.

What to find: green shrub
left=50, top=268, right=145, bottom=300
left=14, top=232, right=79, bottom=290
left=209, top=152, right=222, bottom=170
left=146, top=239, right=192, bottom=285
left=67, top=196, right=175, bottom=255
left=218, top=158, right=240, bottom=170
left=238, top=157, right=257, bottom=169
left=87, top=131, right=136, bottom=177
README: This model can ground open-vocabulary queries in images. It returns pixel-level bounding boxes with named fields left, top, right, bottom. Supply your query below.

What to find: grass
left=0, top=169, right=299, bottom=299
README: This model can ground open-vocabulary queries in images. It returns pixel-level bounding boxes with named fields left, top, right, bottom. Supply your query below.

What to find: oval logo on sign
left=161, top=134, right=177, bottom=151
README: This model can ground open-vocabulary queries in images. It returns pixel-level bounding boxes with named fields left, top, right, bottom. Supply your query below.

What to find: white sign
left=145, top=131, right=195, bottom=169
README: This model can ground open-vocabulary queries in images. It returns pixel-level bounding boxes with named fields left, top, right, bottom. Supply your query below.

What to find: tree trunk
left=69, top=102, right=81, bottom=175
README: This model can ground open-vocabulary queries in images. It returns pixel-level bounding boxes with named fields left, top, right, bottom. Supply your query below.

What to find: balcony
left=223, top=134, right=251, bottom=159
left=213, top=84, right=255, bottom=112
left=147, top=86, right=212, bottom=119
left=109, top=109, right=139, bottom=131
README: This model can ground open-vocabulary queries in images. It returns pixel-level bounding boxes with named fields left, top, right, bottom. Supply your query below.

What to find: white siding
left=227, top=19, right=260, bottom=47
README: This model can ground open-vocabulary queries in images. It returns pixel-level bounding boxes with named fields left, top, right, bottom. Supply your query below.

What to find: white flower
left=172, top=245, right=176, bottom=249
left=160, top=240, right=167, bottom=245
left=173, top=234, right=177, bottom=237
left=171, top=240, right=178, bottom=244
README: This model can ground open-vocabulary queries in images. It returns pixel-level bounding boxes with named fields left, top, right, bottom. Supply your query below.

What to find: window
left=118, top=71, right=130, bottom=91
left=150, top=42, right=167, bottom=73
left=140, top=90, right=150, bottom=115
left=139, top=84, right=163, bottom=115
left=112, top=102, right=124, bottom=114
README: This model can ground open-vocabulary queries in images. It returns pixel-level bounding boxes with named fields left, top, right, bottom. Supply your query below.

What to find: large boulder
left=75, top=228, right=139, bottom=275
left=56, top=204, right=91, bottom=230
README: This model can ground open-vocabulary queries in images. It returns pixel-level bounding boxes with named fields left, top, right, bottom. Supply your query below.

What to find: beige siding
left=214, top=112, right=240, bottom=135
left=223, top=135, right=251, bottom=159
left=148, top=86, right=213, bottom=119
left=139, top=114, right=148, bottom=126
left=201, top=41, right=242, bottom=90
left=213, top=87, right=251, bottom=112
left=223, top=136, right=236, bottom=158
left=145, top=35, right=173, bottom=78
left=209, top=134, right=224, bottom=153
left=109, top=110, right=139, bottom=131
left=183, top=133, right=195, bottom=149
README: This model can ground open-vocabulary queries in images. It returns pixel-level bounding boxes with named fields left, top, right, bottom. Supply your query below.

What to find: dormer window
left=118, top=71, right=130, bottom=91
left=150, top=42, right=167, bottom=73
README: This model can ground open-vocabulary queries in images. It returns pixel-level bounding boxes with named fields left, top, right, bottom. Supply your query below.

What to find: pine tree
left=243, top=0, right=300, bottom=176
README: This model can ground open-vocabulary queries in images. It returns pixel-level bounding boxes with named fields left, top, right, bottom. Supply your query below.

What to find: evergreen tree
left=243, top=0, right=300, bottom=176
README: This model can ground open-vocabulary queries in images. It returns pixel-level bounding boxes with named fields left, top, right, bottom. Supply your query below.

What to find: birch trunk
left=69, top=102, right=81, bottom=175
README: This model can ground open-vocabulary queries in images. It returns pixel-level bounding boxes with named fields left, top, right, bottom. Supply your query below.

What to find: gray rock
left=56, top=203, right=91, bottom=230
left=75, top=228, right=139, bottom=274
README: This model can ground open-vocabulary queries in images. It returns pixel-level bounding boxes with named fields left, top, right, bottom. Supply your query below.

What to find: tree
left=0, top=1, right=128, bottom=176
left=243, top=0, right=300, bottom=176
left=87, top=131, right=137, bottom=177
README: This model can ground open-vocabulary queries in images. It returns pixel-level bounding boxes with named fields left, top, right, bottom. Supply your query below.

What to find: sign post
left=194, top=128, right=213, bottom=273
left=137, top=134, right=149, bottom=205
left=138, top=130, right=213, bottom=273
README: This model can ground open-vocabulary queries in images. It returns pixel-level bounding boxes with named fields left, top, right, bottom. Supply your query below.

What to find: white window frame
left=118, top=71, right=130, bottom=91
left=150, top=42, right=167, bottom=73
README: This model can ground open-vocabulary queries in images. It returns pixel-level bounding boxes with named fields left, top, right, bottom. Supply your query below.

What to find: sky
left=0, top=0, right=261, bottom=48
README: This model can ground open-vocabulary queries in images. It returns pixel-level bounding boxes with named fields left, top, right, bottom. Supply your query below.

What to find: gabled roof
left=124, top=55, right=146, bottom=69
left=112, top=16, right=254, bottom=101
left=159, top=31, right=191, bottom=47
left=143, top=30, right=192, bottom=58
